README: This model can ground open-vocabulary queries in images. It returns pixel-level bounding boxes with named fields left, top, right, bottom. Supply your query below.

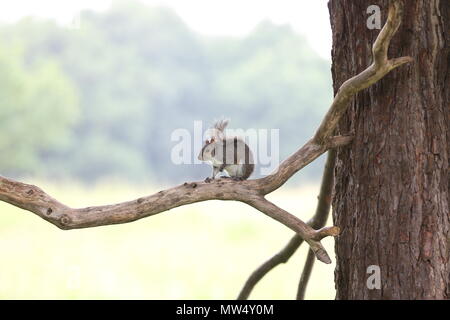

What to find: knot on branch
left=58, top=214, right=72, bottom=229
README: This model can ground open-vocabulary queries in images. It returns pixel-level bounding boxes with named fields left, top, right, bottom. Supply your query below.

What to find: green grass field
left=0, top=181, right=336, bottom=299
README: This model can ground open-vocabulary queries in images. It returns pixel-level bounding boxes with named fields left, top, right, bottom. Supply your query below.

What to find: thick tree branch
left=0, top=0, right=411, bottom=271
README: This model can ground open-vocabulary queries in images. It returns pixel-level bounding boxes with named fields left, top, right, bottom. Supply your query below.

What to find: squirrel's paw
left=204, top=177, right=213, bottom=183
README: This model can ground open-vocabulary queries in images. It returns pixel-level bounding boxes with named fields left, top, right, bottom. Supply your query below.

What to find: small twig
left=311, top=226, right=340, bottom=241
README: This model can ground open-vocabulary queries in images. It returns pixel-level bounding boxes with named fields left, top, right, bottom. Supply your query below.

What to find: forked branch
left=238, top=150, right=337, bottom=300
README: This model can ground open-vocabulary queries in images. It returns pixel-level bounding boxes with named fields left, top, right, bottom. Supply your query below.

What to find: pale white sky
left=0, top=0, right=332, bottom=59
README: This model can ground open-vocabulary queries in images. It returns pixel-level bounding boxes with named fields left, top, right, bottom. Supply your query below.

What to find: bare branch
left=0, top=175, right=256, bottom=229
left=313, top=0, right=412, bottom=143
left=372, top=0, right=403, bottom=66
left=389, top=56, right=414, bottom=69
left=297, top=249, right=316, bottom=300
left=310, top=226, right=340, bottom=241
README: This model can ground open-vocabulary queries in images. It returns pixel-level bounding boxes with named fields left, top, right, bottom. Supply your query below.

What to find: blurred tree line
left=0, top=1, right=332, bottom=185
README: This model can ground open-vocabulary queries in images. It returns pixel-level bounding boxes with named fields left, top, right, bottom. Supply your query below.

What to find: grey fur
left=198, top=120, right=254, bottom=180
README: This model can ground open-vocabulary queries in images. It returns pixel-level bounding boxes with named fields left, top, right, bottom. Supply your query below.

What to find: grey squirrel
left=198, top=119, right=254, bottom=181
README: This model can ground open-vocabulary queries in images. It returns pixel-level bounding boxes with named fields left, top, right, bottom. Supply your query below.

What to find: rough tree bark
left=329, top=0, right=449, bottom=299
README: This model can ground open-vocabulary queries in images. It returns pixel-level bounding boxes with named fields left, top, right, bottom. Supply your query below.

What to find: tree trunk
left=329, top=0, right=449, bottom=299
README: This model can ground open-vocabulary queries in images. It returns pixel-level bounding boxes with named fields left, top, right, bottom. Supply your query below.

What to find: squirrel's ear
left=213, top=119, right=229, bottom=132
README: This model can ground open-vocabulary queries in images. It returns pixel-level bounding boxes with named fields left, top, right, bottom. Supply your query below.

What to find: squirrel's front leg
left=205, top=166, right=220, bottom=183
left=213, top=166, right=221, bottom=179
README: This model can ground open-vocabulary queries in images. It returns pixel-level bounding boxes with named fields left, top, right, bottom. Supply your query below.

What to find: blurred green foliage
left=0, top=45, right=78, bottom=176
left=0, top=1, right=332, bottom=184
